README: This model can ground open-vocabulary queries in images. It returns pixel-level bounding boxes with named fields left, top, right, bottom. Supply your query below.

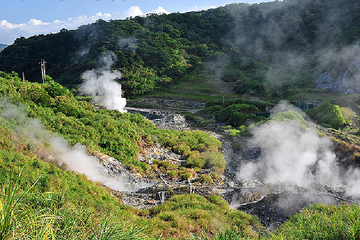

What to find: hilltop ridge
left=1, top=0, right=360, bottom=98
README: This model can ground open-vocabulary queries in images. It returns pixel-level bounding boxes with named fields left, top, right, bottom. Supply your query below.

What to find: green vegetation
left=3, top=0, right=360, bottom=238
left=183, top=98, right=273, bottom=129
left=271, top=203, right=360, bottom=240
left=307, top=101, right=346, bottom=129
left=145, top=194, right=261, bottom=239
left=271, top=110, right=305, bottom=123
left=2, top=0, right=360, bottom=98
left=0, top=122, right=257, bottom=239
left=214, top=104, right=260, bottom=127
left=0, top=71, right=223, bottom=175
left=0, top=71, right=251, bottom=238
left=0, top=115, right=145, bottom=239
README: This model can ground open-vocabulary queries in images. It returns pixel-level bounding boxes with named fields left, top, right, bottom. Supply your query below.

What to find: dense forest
left=1, top=0, right=360, bottom=98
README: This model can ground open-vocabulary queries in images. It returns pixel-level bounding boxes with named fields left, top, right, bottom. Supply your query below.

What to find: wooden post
left=22, top=72, right=25, bottom=81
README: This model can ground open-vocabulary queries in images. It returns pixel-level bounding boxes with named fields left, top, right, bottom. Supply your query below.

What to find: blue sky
left=0, top=0, right=274, bottom=44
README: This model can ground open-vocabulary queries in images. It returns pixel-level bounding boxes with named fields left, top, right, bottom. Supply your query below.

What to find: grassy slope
left=1, top=71, right=225, bottom=176
left=2, top=72, right=360, bottom=239
left=270, top=203, right=360, bottom=240
left=0, top=71, right=260, bottom=239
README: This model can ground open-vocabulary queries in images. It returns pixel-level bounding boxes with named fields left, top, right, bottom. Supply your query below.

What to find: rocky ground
left=95, top=107, right=360, bottom=228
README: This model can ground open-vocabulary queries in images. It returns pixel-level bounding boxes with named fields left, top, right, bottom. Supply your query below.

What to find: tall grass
left=192, top=226, right=255, bottom=240
left=270, top=203, right=360, bottom=240
left=0, top=169, right=146, bottom=240
left=0, top=168, right=40, bottom=240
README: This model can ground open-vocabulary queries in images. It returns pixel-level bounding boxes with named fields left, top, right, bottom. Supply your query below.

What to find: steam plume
left=0, top=100, right=132, bottom=192
left=236, top=101, right=360, bottom=197
left=80, top=53, right=126, bottom=112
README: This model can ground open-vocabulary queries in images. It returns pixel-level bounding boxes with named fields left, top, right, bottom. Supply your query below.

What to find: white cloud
left=151, top=6, right=169, bottom=14
left=0, top=5, right=171, bottom=44
left=0, top=20, right=24, bottom=29
left=28, top=18, right=50, bottom=26
left=186, top=5, right=216, bottom=12
left=95, top=12, right=112, bottom=19
left=125, top=6, right=144, bottom=18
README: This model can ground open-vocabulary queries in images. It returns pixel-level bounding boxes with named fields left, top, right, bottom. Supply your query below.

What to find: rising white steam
left=80, top=53, right=126, bottom=112
left=48, top=137, right=130, bottom=192
left=237, top=101, right=360, bottom=197
left=0, top=100, right=132, bottom=192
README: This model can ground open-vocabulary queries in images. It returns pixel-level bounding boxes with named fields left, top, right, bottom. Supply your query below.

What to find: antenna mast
left=39, top=59, right=46, bottom=83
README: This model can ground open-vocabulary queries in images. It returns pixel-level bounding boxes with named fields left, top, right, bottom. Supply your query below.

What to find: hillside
left=0, top=44, right=6, bottom=52
left=3, top=0, right=360, bottom=238
left=0, top=71, right=266, bottom=239
left=2, top=71, right=360, bottom=239
left=2, top=70, right=360, bottom=240
left=1, top=0, right=360, bottom=99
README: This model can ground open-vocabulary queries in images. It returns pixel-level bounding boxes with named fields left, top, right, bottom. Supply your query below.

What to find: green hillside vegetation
left=0, top=121, right=258, bottom=239
left=0, top=71, right=261, bottom=238
left=307, top=101, right=346, bottom=129
left=3, top=0, right=360, bottom=238
left=3, top=71, right=360, bottom=239
left=0, top=111, right=142, bottom=239
left=2, top=0, right=360, bottom=98
left=0, top=71, right=224, bottom=175
left=270, top=203, right=360, bottom=240
left=182, top=98, right=273, bottom=129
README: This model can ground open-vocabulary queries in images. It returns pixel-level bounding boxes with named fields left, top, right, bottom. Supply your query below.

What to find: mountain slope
left=2, top=0, right=360, bottom=98
left=0, top=44, right=7, bottom=52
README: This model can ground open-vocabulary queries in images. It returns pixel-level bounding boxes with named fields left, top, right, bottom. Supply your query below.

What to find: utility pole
left=39, top=59, right=46, bottom=84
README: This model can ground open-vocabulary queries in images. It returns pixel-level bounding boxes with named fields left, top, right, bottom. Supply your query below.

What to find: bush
left=186, top=151, right=205, bottom=169
left=200, top=174, right=213, bottom=184
left=307, top=101, right=346, bottom=129
left=44, top=79, right=68, bottom=97
left=215, top=104, right=260, bottom=127
left=203, top=151, right=226, bottom=173
left=19, top=84, right=52, bottom=107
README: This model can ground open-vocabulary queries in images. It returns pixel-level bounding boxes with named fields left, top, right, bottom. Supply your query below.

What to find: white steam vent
left=0, top=100, right=134, bottom=192
left=80, top=53, right=126, bottom=112
left=237, top=101, right=360, bottom=197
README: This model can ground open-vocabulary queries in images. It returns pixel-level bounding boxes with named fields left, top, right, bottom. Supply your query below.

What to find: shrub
left=179, top=168, right=196, bottom=180
left=19, top=84, right=52, bottom=107
left=44, top=79, right=68, bottom=97
left=166, top=170, right=179, bottom=180
left=271, top=110, right=305, bottom=122
left=200, top=174, right=213, bottom=184
left=215, top=104, right=261, bottom=127
left=203, top=151, right=226, bottom=173
left=307, top=101, right=346, bottom=129
left=186, top=151, right=205, bottom=169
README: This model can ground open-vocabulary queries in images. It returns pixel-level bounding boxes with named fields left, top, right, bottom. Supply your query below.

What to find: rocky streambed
left=95, top=108, right=360, bottom=228
left=96, top=140, right=356, bottom=227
